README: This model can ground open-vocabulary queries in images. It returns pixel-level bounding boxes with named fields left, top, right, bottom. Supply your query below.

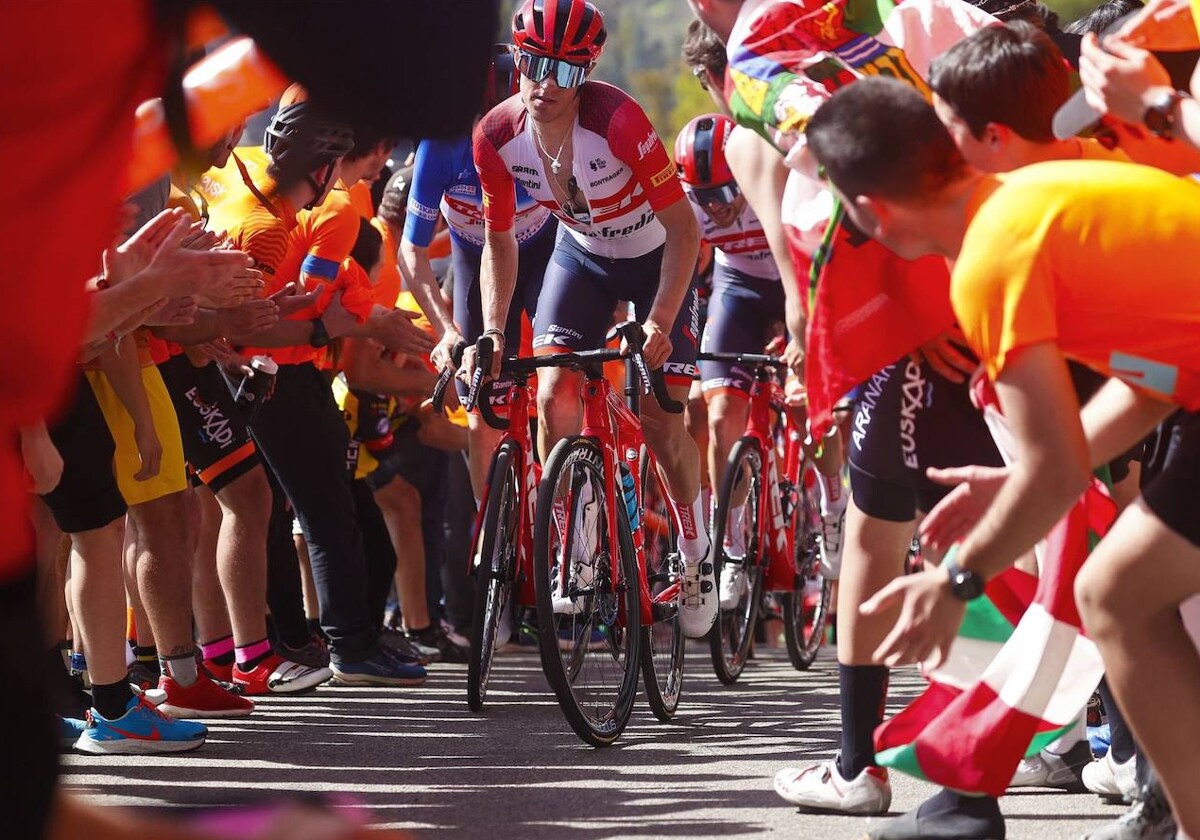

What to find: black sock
left=1098, top=677, right=1136, bottom=763
left=132, top=645, right=161, bottom=675
left=838, top=663, right=889, bottom=779
left=91, top=680, right=135, bottom=721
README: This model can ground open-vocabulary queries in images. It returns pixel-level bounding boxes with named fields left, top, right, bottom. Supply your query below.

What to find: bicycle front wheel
left=638, top=451, right=683, bottom=721
left=709, top=437, right=765, bottom=685
left=533, top=436, right=641, bottom=746
left=467, top=440, right=521, bottom=712
left=782, top=477, right=832, bottom=670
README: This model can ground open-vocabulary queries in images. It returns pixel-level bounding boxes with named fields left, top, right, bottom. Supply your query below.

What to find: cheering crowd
left=9, top=0, right=1200, bottom=838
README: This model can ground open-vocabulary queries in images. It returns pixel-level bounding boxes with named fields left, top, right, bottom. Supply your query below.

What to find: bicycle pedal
left=651, top=602, right=677, bottom=623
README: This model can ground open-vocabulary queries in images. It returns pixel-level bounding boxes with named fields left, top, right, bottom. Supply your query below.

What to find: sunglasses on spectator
left=517, top=51, right=590, bottom=88
left=686, top=182, right=740, bottom=207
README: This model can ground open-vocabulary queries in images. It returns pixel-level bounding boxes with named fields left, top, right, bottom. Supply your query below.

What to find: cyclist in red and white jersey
left=468, top=0, right=716, bottom=638
left=677, top=114, right=779, bottom=609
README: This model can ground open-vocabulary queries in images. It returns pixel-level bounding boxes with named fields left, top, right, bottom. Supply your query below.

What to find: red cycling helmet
left=484, top=44, right=519, bottom=111
left=512, top=0, right=607, bottom=64
left=675, top=113, right=736, bottom=188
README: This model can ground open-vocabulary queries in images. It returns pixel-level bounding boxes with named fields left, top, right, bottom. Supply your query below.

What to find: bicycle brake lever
left=463, top=336, right=493, bottom=413
left=430, top=340, right=467, bottom=413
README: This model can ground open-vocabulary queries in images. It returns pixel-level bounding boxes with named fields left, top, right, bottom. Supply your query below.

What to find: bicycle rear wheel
left=637, top=451, right=683, bottom=721
left=709, top=437, right=764, bottom=685
left=782, top=474, right=832, bottom=670
left=467, top=441, right=521, bottom=712
left=533, top=436, right=641, bottom=746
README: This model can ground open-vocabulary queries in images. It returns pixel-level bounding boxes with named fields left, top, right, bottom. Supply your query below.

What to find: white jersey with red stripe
left=690, top=195, right=779, bottom=281
left=474, top=82, right=685, bottom=260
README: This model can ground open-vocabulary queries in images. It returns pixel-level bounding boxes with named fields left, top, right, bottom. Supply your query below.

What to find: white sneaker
left=719, top=562, right=748, bottom=610
left=773, top=757, right=892, bottom=814
left=1083, top=751, right=1138, bottom=800
left=1009, top=742, right=1091, bottom=791
left=678, top=550, right=717, bottom=638
left=819, top=511, right=845, bottom=580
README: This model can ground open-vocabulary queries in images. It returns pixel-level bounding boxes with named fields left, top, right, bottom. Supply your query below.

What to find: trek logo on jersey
left=663, top=361, right=698, bottom=380
left=899, top=359, right=927, bottom=470
left=589, top=158, right=607, bottom=172
left=636, top=130, right=660, bottom=161
left=184, top=387, right=235, bottom=449
left=650, top=163, right=675, bottom=188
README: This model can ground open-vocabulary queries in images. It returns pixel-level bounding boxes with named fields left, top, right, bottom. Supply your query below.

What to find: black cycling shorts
left=1141, top=411, right=1200, bottom=547
left=849, top=357, right=1004, bottom=522
left=451, top=223, right=555, bottom=404
left=532, top=232, right=699, bottom=388
left=41, top=374, right=127, bottom=533
left=158, top=354, right=260, bottom=494
left=699, top=263, right=785, bottom=398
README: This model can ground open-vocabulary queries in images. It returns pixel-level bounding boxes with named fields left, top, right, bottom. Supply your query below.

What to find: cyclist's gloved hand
left=457, top=332, right=503, bottom=387
left=636, top=320, right=672, bottom=370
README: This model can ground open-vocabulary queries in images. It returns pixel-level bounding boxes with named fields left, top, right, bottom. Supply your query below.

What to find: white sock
left=673, top=491, right=711, bottom=564
left=818, top=467, right=848, bottom=518
left=701, top=486, right=713, bottom=529
left=726, top=503, right=747, bottom=554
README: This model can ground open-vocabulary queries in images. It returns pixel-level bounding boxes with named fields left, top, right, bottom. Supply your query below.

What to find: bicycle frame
left=739, top=369, right=805, bottom=593
left=466, top=379, right=540, bottom=608
left=571, top=368, right=681, bottom=627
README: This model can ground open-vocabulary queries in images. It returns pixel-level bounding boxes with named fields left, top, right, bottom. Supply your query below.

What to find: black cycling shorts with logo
left=158, top=354, right=260, bottom=494
left=849, top=356, right=1003, bottom=522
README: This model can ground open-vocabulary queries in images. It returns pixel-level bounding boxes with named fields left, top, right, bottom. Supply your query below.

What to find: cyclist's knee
left=537, top=369, right=582, bottom=430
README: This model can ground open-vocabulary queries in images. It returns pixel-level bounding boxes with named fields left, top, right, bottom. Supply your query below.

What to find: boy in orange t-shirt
left=806, top=78, right=1200, bottom=840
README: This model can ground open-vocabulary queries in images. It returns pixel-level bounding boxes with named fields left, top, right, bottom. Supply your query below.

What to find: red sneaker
left=202, top=658, right=233, bottom=684
left=158, top=675, right=255, bottom=719
left=232, top=653, right=332, bottom=696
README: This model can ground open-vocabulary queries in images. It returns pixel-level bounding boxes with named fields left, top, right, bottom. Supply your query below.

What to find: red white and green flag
left=873, top=480, right=1117, bottom=796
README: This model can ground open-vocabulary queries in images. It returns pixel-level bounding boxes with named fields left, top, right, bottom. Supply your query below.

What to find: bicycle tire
left=782, top=476, right=832, bottom=670
left=532, top=436, right=641, bottom=746
left=467, top=441, right=521, bottom=712
left=637, top=450, right=684, bottom=721
left=709, top=437, right=764, bottom=685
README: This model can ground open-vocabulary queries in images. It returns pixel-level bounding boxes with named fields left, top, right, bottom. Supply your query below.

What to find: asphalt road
left=63, top=644, right=1126, bottom=838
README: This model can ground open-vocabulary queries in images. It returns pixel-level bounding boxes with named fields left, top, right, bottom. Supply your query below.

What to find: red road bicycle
left=698, top=352, right=833, bottom=684
left=433, top=343, right=539, bottom=712
left=439, top=323, right=685, bottom=745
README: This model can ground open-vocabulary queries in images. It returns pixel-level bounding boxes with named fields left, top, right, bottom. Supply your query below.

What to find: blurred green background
left=498, top=0, right=1099, bottom=142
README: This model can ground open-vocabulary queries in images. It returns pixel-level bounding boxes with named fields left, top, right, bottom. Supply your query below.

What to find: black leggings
left=264, top=466, right=310, bottom=650
left=250, top=363, right=376, bottom=663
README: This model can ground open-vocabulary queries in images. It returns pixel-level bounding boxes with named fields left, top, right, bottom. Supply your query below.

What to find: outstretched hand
left=918, top=465, right=1009, bottom=553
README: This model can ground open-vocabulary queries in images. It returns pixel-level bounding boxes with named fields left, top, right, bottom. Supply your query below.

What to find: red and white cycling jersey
left=474, top=82, right=685, bottom=260
left=689, top=196, right=779, bottom=281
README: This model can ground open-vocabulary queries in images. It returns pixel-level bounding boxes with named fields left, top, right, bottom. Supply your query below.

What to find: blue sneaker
left=58, top=715, right=86, bottom=751
left=557, top=622, right=609, bottom=652
left=329, top=649, right=426, bottom=686
left=75, top=697, right=207, bottom=754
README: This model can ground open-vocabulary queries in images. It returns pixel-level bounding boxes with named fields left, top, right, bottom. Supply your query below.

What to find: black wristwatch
left=944, top=558, right=985, bottom=601
left=1143, top=90, right=1184, bottom=139
left=309, top=317, right=331, bottom=349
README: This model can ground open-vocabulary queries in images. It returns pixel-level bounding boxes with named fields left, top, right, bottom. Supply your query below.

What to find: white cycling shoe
left=678, top=550, right=717, bottom=638
left=719, top=563, right=749, bottom=610
left=1083, top=751, right=1138, bottom=801
left=774, top=756, right=892, bottom=814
